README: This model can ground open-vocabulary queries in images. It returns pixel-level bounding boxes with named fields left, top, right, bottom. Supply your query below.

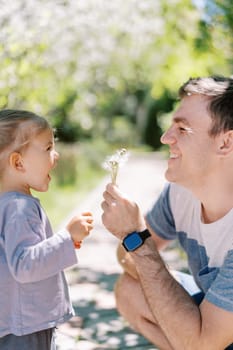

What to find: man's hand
left=101, top=183, right=146, bottom=240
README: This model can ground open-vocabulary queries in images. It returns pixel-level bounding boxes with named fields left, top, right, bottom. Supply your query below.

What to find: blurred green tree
left=0, top=0, right=231, bottom=149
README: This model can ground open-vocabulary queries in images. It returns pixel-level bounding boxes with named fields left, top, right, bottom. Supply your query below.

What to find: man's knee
left=114, top=273, right=146, bottom=321
left=114, top=273, right=142, bottom=330
left=114, top=273, right=159, bottom=336
left=114, top=273, right=130, bottom=314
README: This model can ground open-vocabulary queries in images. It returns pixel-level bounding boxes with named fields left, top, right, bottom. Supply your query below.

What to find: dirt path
left=56, top=151, right=184, bottom=350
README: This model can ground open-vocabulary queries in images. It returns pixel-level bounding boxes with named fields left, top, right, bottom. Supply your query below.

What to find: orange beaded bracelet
left=73, top=240, right=82, bottom=249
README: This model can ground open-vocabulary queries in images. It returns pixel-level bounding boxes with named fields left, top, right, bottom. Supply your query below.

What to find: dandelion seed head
left=102, top=148, right=129, bottom=184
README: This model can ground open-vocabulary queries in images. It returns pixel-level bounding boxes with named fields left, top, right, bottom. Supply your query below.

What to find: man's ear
left=217, top=131, right=233, bottom=156
left=9, top=152, right=25, bottom=171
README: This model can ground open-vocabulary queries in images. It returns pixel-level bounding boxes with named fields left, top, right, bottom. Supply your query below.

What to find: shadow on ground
left=58, top=267, right=157, bottom=350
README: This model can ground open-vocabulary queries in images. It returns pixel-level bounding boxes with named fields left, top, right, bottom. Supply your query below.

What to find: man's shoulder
left=169, top=183, right=197, bottom=214
left=168, top=183, right=194, bottom=200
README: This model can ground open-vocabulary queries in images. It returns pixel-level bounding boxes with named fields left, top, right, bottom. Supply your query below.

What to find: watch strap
left=138, top=228, right=151, bottom=240
left=122, top=228, right=151, bottom=252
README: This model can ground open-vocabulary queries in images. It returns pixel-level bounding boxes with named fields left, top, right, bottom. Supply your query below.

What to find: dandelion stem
left=102, top=148, right=129, bottom=185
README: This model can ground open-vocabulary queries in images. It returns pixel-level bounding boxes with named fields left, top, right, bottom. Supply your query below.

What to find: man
left=101, top=76, right=233, bottom=350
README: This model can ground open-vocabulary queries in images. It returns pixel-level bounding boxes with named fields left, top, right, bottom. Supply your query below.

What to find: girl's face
left=20, top=128, right=59, bottom=194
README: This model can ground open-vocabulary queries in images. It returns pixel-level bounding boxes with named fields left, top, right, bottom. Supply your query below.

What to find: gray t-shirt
left=0, top=191, right=77, bottom=337
left=146, top=183, right=233, bottom=312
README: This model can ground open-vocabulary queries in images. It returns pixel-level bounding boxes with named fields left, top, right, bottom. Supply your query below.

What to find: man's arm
left=132, top=237, right=233, bottom=350
left=102, top=184, right=233, bottom=350
left=117, top=224, right=170, bottom=280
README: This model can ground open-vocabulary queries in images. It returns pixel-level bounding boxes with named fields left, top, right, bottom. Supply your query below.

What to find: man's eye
left=179, top=126, right=193, bottom=134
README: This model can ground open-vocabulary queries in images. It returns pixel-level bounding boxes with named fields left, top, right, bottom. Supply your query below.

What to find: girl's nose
left=54, top=150, right=60, bottom=160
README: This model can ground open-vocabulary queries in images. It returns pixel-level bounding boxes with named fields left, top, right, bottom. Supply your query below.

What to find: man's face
left=160, top=94, right=220, bottom=191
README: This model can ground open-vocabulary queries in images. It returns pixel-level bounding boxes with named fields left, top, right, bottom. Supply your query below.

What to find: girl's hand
left=66, top=211, right=93, bottom=246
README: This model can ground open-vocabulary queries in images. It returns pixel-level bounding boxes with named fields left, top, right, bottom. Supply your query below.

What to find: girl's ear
left=217, top=130, right=233, bottom=156
left=9, top=152, right=24, bottom=171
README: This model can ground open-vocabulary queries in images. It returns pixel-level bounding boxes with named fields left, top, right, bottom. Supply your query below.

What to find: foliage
left=204, top=0, right=233, bottom=62
left=1, top=0, right=232, bottom=226
left=0, top=0, right=232, bottom=152
left=53, top=139, right=109, bottom=186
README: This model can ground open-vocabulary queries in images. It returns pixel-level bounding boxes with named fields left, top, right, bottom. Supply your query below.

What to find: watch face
left=123, top=232, right=143, bottom=251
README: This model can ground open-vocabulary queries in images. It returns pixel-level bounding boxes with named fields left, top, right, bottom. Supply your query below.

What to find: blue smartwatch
left=122, top=229, right=151, bottom=252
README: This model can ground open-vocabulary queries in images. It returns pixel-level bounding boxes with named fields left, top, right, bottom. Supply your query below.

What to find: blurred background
left=1, top=0, right=232, bottom=226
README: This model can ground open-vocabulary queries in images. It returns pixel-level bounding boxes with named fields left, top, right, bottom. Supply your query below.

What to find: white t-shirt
left=146, top=183, right=233, bottom=312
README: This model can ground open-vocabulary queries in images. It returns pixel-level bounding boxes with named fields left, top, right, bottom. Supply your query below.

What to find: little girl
left=0, top=109, right=93, bottom=349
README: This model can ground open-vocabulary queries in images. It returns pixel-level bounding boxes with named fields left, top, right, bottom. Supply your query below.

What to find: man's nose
left=160, top=127, right=176, bottom=145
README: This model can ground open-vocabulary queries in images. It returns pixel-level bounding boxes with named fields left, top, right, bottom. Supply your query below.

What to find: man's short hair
left=179, top=76, right=233, bottom=136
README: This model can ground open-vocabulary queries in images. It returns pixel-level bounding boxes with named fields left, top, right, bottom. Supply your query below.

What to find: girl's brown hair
left=0, top=109, right=51, bottom=173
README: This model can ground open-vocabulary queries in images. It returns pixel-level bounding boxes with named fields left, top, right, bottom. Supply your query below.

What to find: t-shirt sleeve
left=146, top=183, right=177, bottom=240
left=205, top=249, right=233, bottom=312
left=4, top=197, right=77, bottom=283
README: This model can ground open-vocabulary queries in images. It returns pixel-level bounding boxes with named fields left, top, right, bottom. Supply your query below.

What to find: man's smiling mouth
left=169, top=153, right=179, bottom=159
